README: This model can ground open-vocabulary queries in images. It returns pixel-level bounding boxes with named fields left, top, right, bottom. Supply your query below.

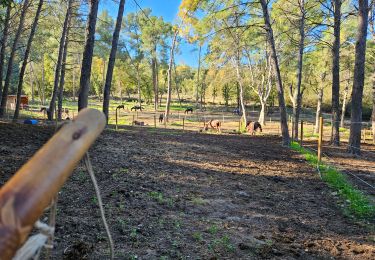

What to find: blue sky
left=100, top=0, right=199, bottom=67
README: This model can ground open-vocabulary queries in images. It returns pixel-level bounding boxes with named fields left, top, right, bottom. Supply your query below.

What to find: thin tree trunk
left=58, top=7, right=73, bottom=121
left=314, top=88, right=323, bottom=134
left=331, top=0, right=341, bottom=146
left=293, top=0, right=305, bottom=140
left=348, top=0, right=369, bottom=155
left=30, top=60, right=34, bottom=103
left=372, top=79, right=375, bottom=143
left=234, top=56, right=247, bottom=127
left=41, top=54, right=45, bottom=105
left=259, top=101, right=266, bottom=125
left=78, top=0, right=100, bottom=110
left=0, top=3, right=11, bottom=102
left=196, top=44, right=201, bottom=108
left=13, top=0, right=44, bottom=120
left=0, top=0, right=30, bottom=117
left=152, top=55, right=157, bottom=110
left=72, top=66, right=76, bottom=101
left=260, top=0, right=290, bottom=145
left=165, top=29, right=178, bottom=122
left=340, top=79, right=350, bottom=128
left=137, top=65, right=141, bottom=107
left=102, top=0, right=126, bottom=122
left=48, top=0, right=73, bottom=120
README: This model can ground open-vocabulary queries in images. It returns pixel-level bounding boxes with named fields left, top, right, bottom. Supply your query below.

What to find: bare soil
left=0, top=122, right=374, bottom=259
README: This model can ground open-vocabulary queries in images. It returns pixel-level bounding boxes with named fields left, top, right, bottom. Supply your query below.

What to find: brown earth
left=0, top=122, right=374, bottom=259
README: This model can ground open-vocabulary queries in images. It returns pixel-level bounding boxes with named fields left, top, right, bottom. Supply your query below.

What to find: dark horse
left=131, top=105, right=143, bottom=111
left=184, top=107, right=193, bottom=114
left=159, top=113, right=164, bottom=123
left=246, top=121, right=262, bottom=135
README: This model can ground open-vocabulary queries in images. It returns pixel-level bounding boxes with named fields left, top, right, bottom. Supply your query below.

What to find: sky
left=100, top=0, right=200, bottom=67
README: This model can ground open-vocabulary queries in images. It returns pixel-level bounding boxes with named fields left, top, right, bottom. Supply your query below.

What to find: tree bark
left=152, top=54, right=158, bottom=110
left=372, top=79, right=375, bottom=143
left=348, top=0, right=369, bottom=155
left=234, top=56, right=247, bottom=128
left=78, top=0, right=100, bottom=110
left=340, top=79, right=350, bottom=128
left=48, top=0, right=73, bottom=120
left=331, top=0, right=341, bottom=146
left=0, top=0, right=30, bottom=117
left=314, top=88, right=323, bottom=134
left=196, top=44, right=201, bottom=108
left=260, top=0, right=290, bottom=145
left=0, top=2, right=11, bottom=102
left=293, top=0, right=305, bottom=140
left=164, top=29, right=178, bottom=122
left=137, top=65, right=141, bottom=107
left=58, top=7, right=73, bottom=121
left=13, top=0, right=44, bottom=120
left=102, top=0, right=126, bottom=122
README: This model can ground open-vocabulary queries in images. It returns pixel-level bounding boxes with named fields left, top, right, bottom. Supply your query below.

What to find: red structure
left=7, top=95, right=29, bottom=109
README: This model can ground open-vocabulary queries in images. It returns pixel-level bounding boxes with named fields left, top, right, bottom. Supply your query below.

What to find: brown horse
left=202, top=119, right=222, bottom=133
left=246, top=121, right=262, bottom=135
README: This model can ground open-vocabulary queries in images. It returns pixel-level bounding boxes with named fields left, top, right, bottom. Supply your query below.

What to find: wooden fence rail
left=0, top=108, right=106, bottom=259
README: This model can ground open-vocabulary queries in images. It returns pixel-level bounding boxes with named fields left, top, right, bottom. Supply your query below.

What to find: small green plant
left=192, top=232, right=203, bottom=242
left=92, top=196, right=98, bottom=205
left=148, top=191, right=164, bottom=204
left=208, top=224, right=219, bottom=234
left=130, top=228, right=137, bottom=241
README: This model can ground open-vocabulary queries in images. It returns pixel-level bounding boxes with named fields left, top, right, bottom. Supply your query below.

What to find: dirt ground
left=0, top=122, right=374, bottom=259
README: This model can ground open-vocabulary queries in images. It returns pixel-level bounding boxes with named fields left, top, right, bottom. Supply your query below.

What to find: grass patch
left=290, top=142, right=375, bottom=219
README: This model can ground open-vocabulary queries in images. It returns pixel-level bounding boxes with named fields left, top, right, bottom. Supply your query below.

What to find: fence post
left=154, top=115, right=156, bottom=128
left=183, top=117, right=185, bottom=131
left=132, top=115, right=135, bottom=126
left=318, top=117, right=323, bottom=163
left=238, top=119, right=241, bottom=133
left=300, top=120, right=303, bottom=147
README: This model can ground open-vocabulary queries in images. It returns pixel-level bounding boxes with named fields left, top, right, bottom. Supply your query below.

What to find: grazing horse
left=202, top=119, right=222, bottom=133
left=131, top=105, right=143, bottom=111
left=185, top=107, right=193, bottom=114
left=159, top=114, right=164, bottom=123
left=133, top=120, right=145, bottom=126
left=246, top=121, right=262, bottom=135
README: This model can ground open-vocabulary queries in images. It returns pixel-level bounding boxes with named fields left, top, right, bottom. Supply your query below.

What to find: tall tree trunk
left=30, top=60, right=34, bottom=103
left=13, top=0, right=44, bottom=120
left=0, top=3, right=11, bottom=101
left=331, top=0, right=341, bottom=146
left=259, top=101, right=266, bottom=125
left=48, top=0, right=72, bottom=120
left=293, top=0, right=305, bottom=140
left=137, top=65, right=141, bottom=107
left=41, top=54, right=45, bottom=105
left=314, top=88, right=323, bottom=134
left=152, top=54, right=158, bottom=110
left=372, top=79, right=375, bottom=143
left=196, top=44, right=201, bottom=108
left=0, top=0, right=30, bottom=118
left=260, top=0, right=290, bottom=145
left=72, top=66, right=76, bottom=101
left=102, top=0, right=126, bottom=122
left=340, top=79, right=350, bottom=128
left=78, top=0, right=100, bottom=110
left=348, top=0, right=369, bottom=155
left=165, top=29, right=178, bottom=122
left=234, top=56, right=247, bottom=127
left=58, top=7, right=73, bottom=121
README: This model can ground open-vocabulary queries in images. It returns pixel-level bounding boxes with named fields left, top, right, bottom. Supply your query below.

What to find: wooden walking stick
left=0, top=108, right=106, bottom=259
